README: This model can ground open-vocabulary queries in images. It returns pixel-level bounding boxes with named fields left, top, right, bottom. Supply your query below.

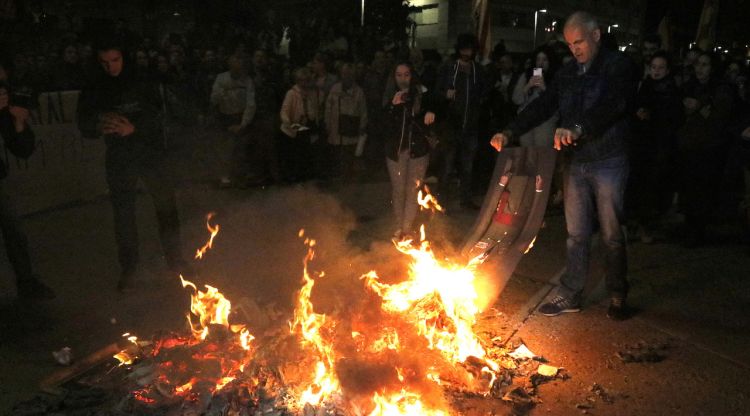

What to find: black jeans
left=0, top=182, right=34, bottom=284
left=106, top=154, right=183, bottom=278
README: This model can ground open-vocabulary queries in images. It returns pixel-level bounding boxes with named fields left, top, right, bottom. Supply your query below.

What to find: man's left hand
left=553, top=127, right=580, bottom=151
left=102, top=115, right=135, bottom=137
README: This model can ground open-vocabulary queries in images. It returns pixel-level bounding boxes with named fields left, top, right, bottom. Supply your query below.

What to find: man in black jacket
left=437, top=34, right=488, bottom=209
left=77, top=39, right=189, bottom=292
left=491, top=11, right=637, bottom=320
left=0, top=82, right=55, bottom=299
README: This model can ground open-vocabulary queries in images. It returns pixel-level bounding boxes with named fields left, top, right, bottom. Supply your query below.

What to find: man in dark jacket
left=491, top=11, right=637, bottom=320
left=437, top=33, right=488, bottom=209
left=77, top=39, right=189, bottom=292
left=0, top=82, right=55, bottom=299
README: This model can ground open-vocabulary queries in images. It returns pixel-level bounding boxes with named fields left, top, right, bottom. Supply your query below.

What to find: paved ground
left=1, top=171, right=749, bottom=415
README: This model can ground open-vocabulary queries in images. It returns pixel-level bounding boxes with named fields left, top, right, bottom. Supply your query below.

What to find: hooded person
left=436, top=33, right=488, bottom=209
left=77, top=36, right=191, bottom=292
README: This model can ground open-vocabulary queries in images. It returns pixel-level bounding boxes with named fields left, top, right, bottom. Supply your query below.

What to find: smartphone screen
left=533, top=68, right=543, bottom=77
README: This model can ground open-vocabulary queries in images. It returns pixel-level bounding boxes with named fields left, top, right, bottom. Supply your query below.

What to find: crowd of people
left=1, top=10, right=750, bottom=311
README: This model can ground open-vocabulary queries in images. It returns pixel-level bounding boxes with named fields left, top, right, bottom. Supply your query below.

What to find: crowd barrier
left=1, top=90, right=108, bottom=216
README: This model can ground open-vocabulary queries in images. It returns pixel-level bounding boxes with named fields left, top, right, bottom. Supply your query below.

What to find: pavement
left=1, top=165, right=749, bottom=415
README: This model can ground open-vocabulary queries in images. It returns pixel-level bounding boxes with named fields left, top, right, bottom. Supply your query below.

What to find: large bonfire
left=110, top=191, right=560, bottom=415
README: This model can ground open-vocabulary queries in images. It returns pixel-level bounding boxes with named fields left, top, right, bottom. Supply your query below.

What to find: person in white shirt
left=210, top=54, right=256, bottom=188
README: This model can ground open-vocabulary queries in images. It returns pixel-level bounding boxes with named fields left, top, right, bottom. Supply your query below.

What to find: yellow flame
left=369, top=390, right=448, bottom=416
left=113, top=351, right=134, bottom=366
left=417, top=185, right=443, bottom=213
left=195, top=212, right=220, bottom=259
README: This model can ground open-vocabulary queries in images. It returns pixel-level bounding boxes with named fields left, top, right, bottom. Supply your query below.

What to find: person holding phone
left=511, top=46, right=560, bottom=148
left=384, top=62, right=437, bottom=240
left=0, top=82, right=55, bottom=300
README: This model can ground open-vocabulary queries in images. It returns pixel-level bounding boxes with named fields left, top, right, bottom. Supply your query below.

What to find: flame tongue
left=289, top=234, right=340, bottom=406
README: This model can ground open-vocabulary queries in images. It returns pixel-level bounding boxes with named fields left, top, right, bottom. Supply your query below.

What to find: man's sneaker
left=607, top=297, right=629, bottom=321
left=538, top=295, right=581, bottom=316
left=17, top=278, right=56, bottom=300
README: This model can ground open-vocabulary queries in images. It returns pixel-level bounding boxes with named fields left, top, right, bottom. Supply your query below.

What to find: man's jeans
left=559, top=155, right=629, bottom=300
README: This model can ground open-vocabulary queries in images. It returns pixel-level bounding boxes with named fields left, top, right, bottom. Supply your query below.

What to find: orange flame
left=289, top=234, right=340, bottom=406
left=195, top=212, right=220, bottom=259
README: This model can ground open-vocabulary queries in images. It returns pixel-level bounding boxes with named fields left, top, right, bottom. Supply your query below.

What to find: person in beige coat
left=279, top=67, right=323, bottom=182
left=325, top=63, right=367, bottom=177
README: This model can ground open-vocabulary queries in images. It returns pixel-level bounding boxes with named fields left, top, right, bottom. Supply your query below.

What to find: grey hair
left=564, top=11, right=599, bottom=32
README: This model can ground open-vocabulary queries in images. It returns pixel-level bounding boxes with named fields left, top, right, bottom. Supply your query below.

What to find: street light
left=361, top=0, right=365, bottom=27
left=533, top=9, right=547, bottom=49
left=608, top=23, right=619, bottom=33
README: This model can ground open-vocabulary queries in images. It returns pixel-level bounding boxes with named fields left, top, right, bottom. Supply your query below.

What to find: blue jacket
left=505, top=48, right=637, bottom=163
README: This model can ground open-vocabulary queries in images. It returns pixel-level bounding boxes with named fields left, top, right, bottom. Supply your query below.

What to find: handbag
left=338, top=95, right=361, bottom=137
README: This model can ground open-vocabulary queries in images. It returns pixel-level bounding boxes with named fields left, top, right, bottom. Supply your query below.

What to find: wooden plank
left=39, top=342, right=122, bottom=395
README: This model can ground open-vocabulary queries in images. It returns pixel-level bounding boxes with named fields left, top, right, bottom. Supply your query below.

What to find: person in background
left=248, top=48, right=282, bottom=185
left=210, top=53, right=256, bottom=188
left=280, top=67, right=322, bottom=182
left=676, top=48, right=701, bottom=87
left=384, top=62, right=437, bottom=240
left=52, top=44, right=86, bottom=91
left=640, top=34, right=661, bottom=79
left=311, top=51, right=338, bottom=99
left=630, top=51, right=683, bottom=243
left=0, top=82, right=56, bottom=300
left=511, top=46, right=560, bottom=147
left=676, top=51, right=735, bottom=247
left=325, top=63, right=368, bottom=179
left=437, top=33, right=488, bottom=209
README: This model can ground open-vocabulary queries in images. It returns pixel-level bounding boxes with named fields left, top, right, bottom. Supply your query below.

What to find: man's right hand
left=490, top=131, right=510, bottom=152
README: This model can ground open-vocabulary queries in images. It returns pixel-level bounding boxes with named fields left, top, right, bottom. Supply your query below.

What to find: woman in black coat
left=382, top=62, right=437, bottom=240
